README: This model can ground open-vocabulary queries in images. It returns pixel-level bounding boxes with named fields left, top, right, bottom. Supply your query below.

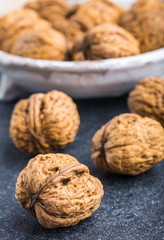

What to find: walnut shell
left=128, top=77, right=164, bottom=127
left=120, top=7, right=164, bottom=52
left=92, top=113, right=164, bottom=175
left=10, top=90, right=80, bottom=155
left=71, top=0, right=125, bottom=29
left=131, top=0, right=164, bottom=12
left=1, top=18, right=51, bottom=53
left=24, top=0, right=71, bottom=32
left=10, top=28, right=68, bottom=60
left=72, top=35, right=86, bottom=61
left=82, top=23, right=140, bottom=60
left=15, top=153, right=104, bottom=229
left=0, top=9, right=40, bottom=49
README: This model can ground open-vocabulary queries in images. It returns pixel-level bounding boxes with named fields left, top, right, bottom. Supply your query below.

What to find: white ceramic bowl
left=0, top=0, right=164, bottom=99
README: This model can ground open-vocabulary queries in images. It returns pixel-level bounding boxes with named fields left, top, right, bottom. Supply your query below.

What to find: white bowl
left=0, top=0, right=164, bottom=99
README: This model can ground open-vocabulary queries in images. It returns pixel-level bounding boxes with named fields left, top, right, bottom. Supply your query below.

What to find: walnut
left=72, top=35, right=86, bottom=61
left=81, top=23, right=140, bottom=60
left=0, top=9, right=41, bottom=50
left=10, top=90, right=80, bottom=155
left=128, top=77, right=164, bottom=127
left=63, top=20, right=87, bottom=50
left=71, top=0, right=125, bottom=29
left=15, top=153, right=104, bottom=229
left=92, top=113, right=164, bottom=175
left=131, top=0, right=164, bottom=12
left=120, top=7, right=164, bottom=52
left=24, top=0, right=71, bottom=32
left=1, top=18, right=51, bottom=53
left=10, top=28, right=68, bottom=60
left=63, top=0, right=125, bottom=49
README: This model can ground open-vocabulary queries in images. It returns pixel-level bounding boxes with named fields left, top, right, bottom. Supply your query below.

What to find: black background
left=0, top=94, right=164, bottom=240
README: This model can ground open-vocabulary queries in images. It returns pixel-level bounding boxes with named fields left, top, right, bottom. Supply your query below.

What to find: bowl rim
left=0, top=48, right=164, bottom=73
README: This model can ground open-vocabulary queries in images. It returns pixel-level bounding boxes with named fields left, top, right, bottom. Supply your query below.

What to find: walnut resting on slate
left=10, top=90, right=80, bottom=155
left=15, top=153, right=104, bottom=229
left=92, top=113, right=164, bottom=175
left=128, top=77, right=164, bottom=127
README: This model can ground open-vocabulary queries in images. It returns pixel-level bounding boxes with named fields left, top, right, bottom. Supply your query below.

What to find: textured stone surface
left=0, top=94, right=164, bottom=240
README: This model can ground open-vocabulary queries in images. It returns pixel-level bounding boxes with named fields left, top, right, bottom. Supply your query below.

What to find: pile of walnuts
left=0, top=0, right=164, bottom=60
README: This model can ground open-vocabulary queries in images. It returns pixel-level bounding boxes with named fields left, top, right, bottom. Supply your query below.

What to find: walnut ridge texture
left=10, top=28, right=68, bottom=60
left=92, top=113, right=164, bottom=175
left=119, top=0, right=164, bottom=52
left=24, top=0, right=71, bottom=33
left=128, top=77, right=164, bottom=127
left=81, top=23, right=140, bottom=60
left=15, top=153, right=104, bottom=229
left=10, top=90, right=80, bottom=155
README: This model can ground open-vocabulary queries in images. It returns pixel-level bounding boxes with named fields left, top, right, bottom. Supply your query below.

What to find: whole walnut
left=10, top=28, right=68, bottom=60
left=24, top=0, right=71, bottom=32
left=1, top=16, right=51, bottom=53
left=92, top=113, right=164, bottom=175
left=71, top=0, right=125, bottom=29
left=10, top=90, right=80, bottom=155
left=15, top=153, right=104, bottom=229
left=0, top=9, right=42, bottom=50
left=120, top=7, right=164, bottom=52
left=128, top=77, right=164, bottom=127
left=81, top=23, right=140, bottom=60
left=131, top=0, right=164, bottom=12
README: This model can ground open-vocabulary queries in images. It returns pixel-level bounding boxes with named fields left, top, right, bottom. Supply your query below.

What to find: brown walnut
left=128, top=77, right=164, bottom=127
left=71, top=0, right=125, bottom=29
left=119, top=3, right=164, bottom=53
left=81, top=23, right=140, bottom=60
left=0, top=9, right=44, bottom=50
left=92, top=113, right=164, bottom=175
left=15, top=153, right=104, bottom=229
left=10, top=28, right=68, bottom=60
left=24, top=0, right=71, bottom=32
left=10, top=90, right=80, bottom=155
left=131, top=0, right=164, bottom=12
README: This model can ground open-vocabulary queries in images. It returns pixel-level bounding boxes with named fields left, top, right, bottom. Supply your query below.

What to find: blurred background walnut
left=131, top=0, right=164, bottom=12
left=71, top=0, right=125, bottom=28
left=10, top=28, right=68, bottom=60
left=24, top=0, right=71, bottom=32
left=119, top=0, right=164, bottom=52
left=15, top=153, right=104, bottom=229
left=0, top=9, right=50, bottom=51
left=10, top=90, right=80, bottom=155
left=80, top=23, right=140, bottom=60
left=128, top=77, right=164, bottom=127
left=65, top=0, right=125, bottom=48
left=92, top=113, right=164, bottom=175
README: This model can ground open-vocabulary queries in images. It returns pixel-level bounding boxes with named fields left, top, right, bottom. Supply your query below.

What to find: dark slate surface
left=0, top=94, right=164, bottom=240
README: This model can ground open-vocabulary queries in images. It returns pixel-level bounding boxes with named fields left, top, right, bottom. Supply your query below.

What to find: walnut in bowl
left=10, top=28, right=68, bottom=60
left=92, top=113, right=164, bottom=175
left=120, top=1, right=164, bottom=53
left=128, top=77, right=164, bottom=127
left=24, top=0, right=71, bottom=32
left=15, top=153, right=104, bottom=229
left=73, top=23, right=140, bottom=61
left=10, top=90, right=80, bottom=155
